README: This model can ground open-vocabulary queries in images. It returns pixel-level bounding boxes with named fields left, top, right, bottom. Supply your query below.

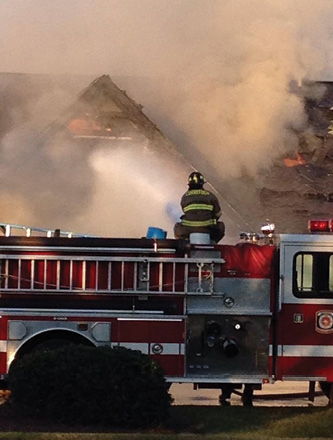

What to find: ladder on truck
left=0, top=223, right=226, bottom=295
left=0, top=254, right=225, bottom=295
left=0, top=222, right=98, bottom=238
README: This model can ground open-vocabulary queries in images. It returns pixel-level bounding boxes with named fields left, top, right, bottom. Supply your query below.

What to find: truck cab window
left=295, top=253, right=313, bottom=292
left=294, top=252, right=333, bottom=298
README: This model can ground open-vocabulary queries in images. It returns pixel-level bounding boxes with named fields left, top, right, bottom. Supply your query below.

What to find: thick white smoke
left=74, top=146, right=187, bottom=237
left=117, top=1, right=333, bottom=178
left=0, top=0, right=332, bottom=236
left=0, top=125, right=95, bottom=228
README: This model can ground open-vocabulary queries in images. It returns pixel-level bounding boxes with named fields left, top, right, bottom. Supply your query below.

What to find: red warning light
left=308, top=219, right=332, bottom=232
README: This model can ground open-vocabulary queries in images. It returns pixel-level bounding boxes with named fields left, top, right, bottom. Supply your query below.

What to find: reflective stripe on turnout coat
left=180, top=189, right=222, bottom=227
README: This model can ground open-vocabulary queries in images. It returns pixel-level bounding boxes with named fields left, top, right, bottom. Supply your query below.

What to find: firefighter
left=174, top=172, right=225, bottom=243
left=219, top=384, right=254, bottom=406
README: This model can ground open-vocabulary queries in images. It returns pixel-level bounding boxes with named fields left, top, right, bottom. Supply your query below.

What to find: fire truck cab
left=0, top=221, right=332, bottom=405
left=277, top=230, right=333, bottom=385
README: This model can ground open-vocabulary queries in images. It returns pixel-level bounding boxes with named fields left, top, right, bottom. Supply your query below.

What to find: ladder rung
left=0, top=222, right=98, bottom=238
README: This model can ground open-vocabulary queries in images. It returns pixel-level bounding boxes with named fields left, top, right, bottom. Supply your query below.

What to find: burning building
left=195, top=79, right=333, bottom=235
left=256, top=80, right=333, bottom=232
left=0, top=73, right=332, bottom=236
left=0, top=73, right=192, bottom=236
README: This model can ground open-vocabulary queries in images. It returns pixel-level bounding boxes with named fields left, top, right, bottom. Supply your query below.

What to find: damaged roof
left=55, top=75, right=333, bottom=234
left=0, top=73, right=332, bottom=234
left=215, top=81, right=333, bottom=233
left=260, top=81, right=333, bottom=232
left=0, top=73, right=184, bottom=161
left=42, top=74, right=184, bottom=163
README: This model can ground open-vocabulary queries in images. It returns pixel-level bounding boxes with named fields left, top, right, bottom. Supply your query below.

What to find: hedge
left=8, top=344, right=173, bottom=428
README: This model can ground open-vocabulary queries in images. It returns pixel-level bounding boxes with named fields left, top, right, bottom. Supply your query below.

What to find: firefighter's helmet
left=188, top=171, right=205, bottom=187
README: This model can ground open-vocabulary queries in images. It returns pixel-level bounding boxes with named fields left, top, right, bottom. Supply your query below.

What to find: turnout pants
left=173, top=221, right=225, bottom=243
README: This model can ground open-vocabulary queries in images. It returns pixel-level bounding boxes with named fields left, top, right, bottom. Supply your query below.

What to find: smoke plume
left=0, top=0, right=332, bottom=236
left=74, top=146, right=187, bottom=237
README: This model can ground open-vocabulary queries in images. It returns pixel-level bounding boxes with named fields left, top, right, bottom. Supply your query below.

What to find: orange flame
left=68, top=117, right=103, bottom=134
left=283, top=151, right=306, bottom=167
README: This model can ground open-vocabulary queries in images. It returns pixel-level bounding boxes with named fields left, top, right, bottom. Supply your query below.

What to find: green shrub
left=8, top=344, right=173, bottom=428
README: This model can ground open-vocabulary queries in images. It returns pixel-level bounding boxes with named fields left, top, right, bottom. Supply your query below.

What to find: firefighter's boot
left=242, top=384, right=254, bottom=406
left=219, top=385, right=233, bottom=406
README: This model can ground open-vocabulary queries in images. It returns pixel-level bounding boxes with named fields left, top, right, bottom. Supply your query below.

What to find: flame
left=68, top=116, right=103, bottom=135
left=283, top=151, right=306, bottom=167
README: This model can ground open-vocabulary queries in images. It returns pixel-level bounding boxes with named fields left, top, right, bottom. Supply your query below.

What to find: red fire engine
left=0, top=221, right=332, bottom=404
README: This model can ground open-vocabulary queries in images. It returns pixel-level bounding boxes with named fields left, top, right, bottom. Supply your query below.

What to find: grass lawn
left=0, top=404, right=332, bottom=439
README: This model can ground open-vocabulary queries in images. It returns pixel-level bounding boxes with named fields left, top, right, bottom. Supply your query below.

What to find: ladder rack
left=0, top=254, right=225, bottom=295
left=0, top=223, right=97, bottom=238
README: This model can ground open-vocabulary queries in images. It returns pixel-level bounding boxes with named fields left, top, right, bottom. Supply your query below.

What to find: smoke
left=0, top=126, right=95, bottom=228
left=0, top=0, right=333, bottom=235
left=119, top=0, right=333, bottom=178
left=0, top=75, right=188, bottom=236
left=73, top=145, right=187, bottom=237
left=0, top=123, right=187, bottom=236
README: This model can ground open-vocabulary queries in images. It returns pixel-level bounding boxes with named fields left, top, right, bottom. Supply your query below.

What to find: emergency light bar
left=308, top=219, right=333, bottom=233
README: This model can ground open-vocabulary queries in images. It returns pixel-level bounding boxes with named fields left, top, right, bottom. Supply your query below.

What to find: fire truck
left=0, top=221, right=332, bottom=405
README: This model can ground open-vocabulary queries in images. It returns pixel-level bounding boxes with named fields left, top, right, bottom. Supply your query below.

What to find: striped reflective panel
left=183, top=204, right=214, bottom=212
left=269, top=345, right=283, bottom=356
left=0, top=341, right=7, bottom=353
left=113, top=342, right=185, bottom=355
left=182, top=219, right=217, bottom=227
left=187, top=190, right=210, bottom=196
left=271, top=345, right=333, bottom=357
left=283, top=345, right=333, bottom=357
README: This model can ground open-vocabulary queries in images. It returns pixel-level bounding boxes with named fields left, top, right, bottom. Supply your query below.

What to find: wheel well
left=14, top=330, right=95, bottom=360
